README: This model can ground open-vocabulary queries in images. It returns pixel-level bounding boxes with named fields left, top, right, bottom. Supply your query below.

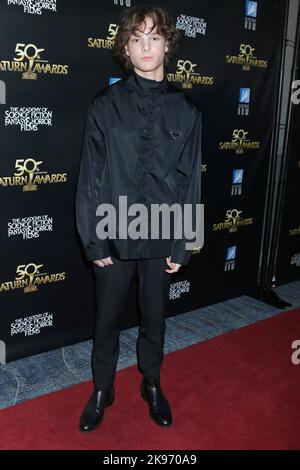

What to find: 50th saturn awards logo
left=168, top=59, right=213, bottom=89
left=219, top=129, right=260, bottom=154
left=289, top=225, right=300, bottom=237
left=226, top=44, right=268, bottom=71
left=0, top=263, right=66, bottom=294
left=88, top=23, right=119, bottom=49
left=213, top=209, right=253, bottom=233
left=0, top=158, right=67, bottom=191
left=0, top=42, right=68, bottom=79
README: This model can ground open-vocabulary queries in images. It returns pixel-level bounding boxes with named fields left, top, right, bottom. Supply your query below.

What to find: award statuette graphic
left=14, top=158, right=43, bottom=192
left=226, top=209, right=243, bottom=233
left=13, top=43, right=46, bottom=80
left=16, top=263, right=44, bottom=293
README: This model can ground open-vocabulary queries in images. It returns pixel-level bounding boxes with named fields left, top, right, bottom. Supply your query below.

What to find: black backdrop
left=0, top=0, right=286, bottom=362
left=276, top=19, right=300, bottom=285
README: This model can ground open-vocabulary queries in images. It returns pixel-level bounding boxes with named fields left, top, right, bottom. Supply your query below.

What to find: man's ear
left=165, top=40, right=169, bottom=53
left=124, top=44, right=129, bottom=57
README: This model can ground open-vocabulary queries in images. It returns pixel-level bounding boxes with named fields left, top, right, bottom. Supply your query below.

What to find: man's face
left=124, top=15, right=169, bottom=73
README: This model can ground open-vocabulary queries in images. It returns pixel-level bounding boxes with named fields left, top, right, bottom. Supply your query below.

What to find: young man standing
left=75, top=5, right=202, bottom=432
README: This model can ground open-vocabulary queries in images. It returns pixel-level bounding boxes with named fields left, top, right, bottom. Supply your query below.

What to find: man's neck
left=133, top=66, right=164, bottom=82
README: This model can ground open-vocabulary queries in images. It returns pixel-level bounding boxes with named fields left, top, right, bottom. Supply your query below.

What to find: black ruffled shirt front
left=75, top=68, right=203, bottom=265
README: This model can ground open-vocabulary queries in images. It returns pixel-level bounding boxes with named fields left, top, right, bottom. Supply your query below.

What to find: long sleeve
left=75, top=98, right=111, bottom=262
left=170, top=108, right=203, bottom=266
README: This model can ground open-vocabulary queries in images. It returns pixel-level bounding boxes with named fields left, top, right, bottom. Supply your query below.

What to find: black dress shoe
left=141, top=377, right=172, bottom=427
left=79, top=386, right=115, bottom=432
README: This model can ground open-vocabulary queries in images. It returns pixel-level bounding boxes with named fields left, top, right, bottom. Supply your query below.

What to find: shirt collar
left=124, top=68, right=168, bottom=96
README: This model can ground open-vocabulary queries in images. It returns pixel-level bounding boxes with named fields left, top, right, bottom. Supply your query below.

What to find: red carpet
left=1, top=308, right=300, bottom=450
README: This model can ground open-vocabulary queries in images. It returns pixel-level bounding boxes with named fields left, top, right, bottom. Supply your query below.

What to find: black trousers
left=91, top=255, right=171, bottom=390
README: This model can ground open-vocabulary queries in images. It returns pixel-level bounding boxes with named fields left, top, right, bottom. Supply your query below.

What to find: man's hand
left=165, top=256, right=181, bottom=273
left=93, top=257, right=114, bottom=268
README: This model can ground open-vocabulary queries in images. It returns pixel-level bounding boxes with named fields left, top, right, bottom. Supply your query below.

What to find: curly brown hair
left=112, top=4, right=181, bottom=72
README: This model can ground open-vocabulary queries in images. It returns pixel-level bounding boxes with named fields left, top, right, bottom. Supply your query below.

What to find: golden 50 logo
left=167, top=59, right=213, bottom=89
left=219, top=129, right=260, bottom=154
left=0, top=263, right=66, bottom=294
left=226, top=44, right=268, bottom=71
left=0, top=43, right=68, bottom=79
left=289, top=226, right=300, bottom=236
left=213, top=209, right=253, bottom=233
left=0, top=158, right=67, bottom=191
left=88, top=23, right=119, bottom=48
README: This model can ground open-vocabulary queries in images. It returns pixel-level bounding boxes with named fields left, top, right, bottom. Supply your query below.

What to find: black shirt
left=75, top=68, right=203, bottom=266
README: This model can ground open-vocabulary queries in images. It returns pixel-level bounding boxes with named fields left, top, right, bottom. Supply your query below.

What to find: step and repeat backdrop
left=0, top=0, right=286, bottom=361
left=276, top=25, right=300, bottom=285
